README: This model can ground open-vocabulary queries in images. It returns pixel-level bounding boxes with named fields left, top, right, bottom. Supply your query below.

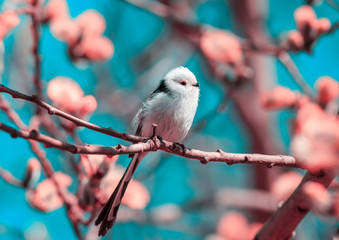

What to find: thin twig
left=0, top=167, right=24, bottom=187
left=324, top=0, right=339, bottom=11
left=29, top=0, right=43, bottom=99
left=0, top=84, right=144, bottom=143
left=278, top=52, right=315, bottom=99
left=0, top=96, right=83, bottom=239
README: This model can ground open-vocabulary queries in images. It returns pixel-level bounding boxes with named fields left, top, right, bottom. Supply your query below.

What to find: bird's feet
left=172, top=142, right=187, bottom=155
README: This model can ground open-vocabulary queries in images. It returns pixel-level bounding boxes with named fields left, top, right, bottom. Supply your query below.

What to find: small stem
left=30, top=0, right=42, bottom=100
left=278, top=52, right=315, bottom=100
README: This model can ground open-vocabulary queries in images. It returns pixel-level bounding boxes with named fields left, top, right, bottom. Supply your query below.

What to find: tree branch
left=30, top=0, right=42, bottom=99
left=0, top=121, right=300, bottom=168
left=0, top=84, right=143, bottom=143
left=255, top=170, right=336, bottom=240
left=277, top=52, right=315, bottom=100
left=0, top=167, right=24, bottom=187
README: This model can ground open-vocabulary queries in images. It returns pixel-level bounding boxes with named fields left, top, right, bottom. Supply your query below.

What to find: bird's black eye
left=180, top=81, right=187, bottom=86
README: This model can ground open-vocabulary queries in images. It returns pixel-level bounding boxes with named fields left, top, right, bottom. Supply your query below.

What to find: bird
left=95, top=66, right=200, bottom=236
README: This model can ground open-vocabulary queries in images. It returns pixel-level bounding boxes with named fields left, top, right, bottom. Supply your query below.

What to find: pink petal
left=316, top=76, right=339, bottom=106
left=50, top=19, right=81, bottom=46
left=270, top=171, right=303, bottom=201
left=200, top=30, right=242, bottom=65
left=78, top=95, right=97, bottom=116
left=0, top=10, right=20, bottom=39
left=260, top=87, right=298, bottom=110
left=44, top=0, right=69, bottom=22
left=294, top=5, right=318, bottom=32
left=47, top=76, right=84, bottom=113
left=74, top=36, right=114, bottom=61
left=217, top=212, right=249, bottom=239
left=75, top=10, right=106, bottom=37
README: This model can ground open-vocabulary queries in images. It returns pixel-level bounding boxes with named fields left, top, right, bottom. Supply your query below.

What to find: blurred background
left=0, top=0, right=339, bottom=239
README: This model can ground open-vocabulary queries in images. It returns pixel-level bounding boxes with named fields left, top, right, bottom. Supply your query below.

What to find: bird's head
left=163, top=66, right=200, bottom=97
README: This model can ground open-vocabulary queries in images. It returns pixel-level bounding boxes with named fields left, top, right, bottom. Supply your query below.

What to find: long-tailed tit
left=95, top=66, right=200, bottom=236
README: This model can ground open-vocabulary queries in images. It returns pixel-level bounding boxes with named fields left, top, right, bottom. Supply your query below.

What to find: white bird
left=95, top=66, right=200, bottom=236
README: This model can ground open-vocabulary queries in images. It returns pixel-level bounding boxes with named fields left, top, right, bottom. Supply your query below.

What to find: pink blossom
left=50, top=19, right=81, bottom=46
left=217, top=212, right=248, bottom=239
left=287, top=30, right=305, bottom=50
left=78, top=95, right=98, bottom=116
left=316, top=18, right=331, bottom=34
left=26, top=172, right=73, bottom=212
left=294, top=5, right=317, bottom=32
left=72, top=36, right=114, bottom=61
left=46, top=8, right=113, bottom=62
left=47, top=76, right=97, bottom=117
left=43, top=0, right=69, bottom=22
left=291, top=101, right=339, bottom=171
left=270, top=171, right=303, bottom=201
left=303, top=181, right=331, bottom=211
left=0, top=10, right=20, bottom=39
left=74, top=10, right=106, bottom=37
left=216, top=212, right=262, bottom=240
left=260, top=87, right=298, bottom=110
left=100, top=165, right=150, bottom=210
left=200, top=30, right=243, bottom=65
left=315, top=76, right=339, bottom=106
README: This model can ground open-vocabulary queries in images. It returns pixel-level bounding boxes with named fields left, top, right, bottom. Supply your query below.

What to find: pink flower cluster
left=47, top=76, right=97, bottom=118
left=80, top=155, right=150, bottom=211
left=200, top=30, right=243, bottom=65
left=212, top=211, right=262, bottom=240
left=0, top=10, right=20, bottom=40
left=270, top=171, right=302, bottom=202
left=261, top=77, right=339, bottom=172
left=287, top=5, right=331, bottom=51
left=26, top=171, right=76, bottom=212
left=44, top=0, right=114, bottom=61
left=99, top=164, right=150, bottom=210
left=270, top=171, right=337, bottom=217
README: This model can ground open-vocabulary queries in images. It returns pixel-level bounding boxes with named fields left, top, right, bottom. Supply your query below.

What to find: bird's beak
left=193, top=83, right=200, bottom=87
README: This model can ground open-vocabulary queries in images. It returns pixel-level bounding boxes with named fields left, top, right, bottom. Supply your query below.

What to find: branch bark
left=0, top=84, right=143, bottom=143
left=255, top=170, right=336, bottom=240
left=0, top=121, right=300, bottom=168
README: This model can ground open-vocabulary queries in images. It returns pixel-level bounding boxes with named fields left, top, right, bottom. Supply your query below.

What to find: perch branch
left=0, top=122, right=300, bottom=168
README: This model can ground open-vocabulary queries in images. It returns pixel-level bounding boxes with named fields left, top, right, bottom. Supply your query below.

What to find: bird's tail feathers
left=95, top=153, right=146, bottom=236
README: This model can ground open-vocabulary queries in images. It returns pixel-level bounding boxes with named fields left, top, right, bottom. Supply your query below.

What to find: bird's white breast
left=139, top=91, right=198, bottom=142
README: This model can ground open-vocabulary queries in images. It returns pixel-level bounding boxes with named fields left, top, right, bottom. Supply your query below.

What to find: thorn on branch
left=216, top=149, right=224, bottom=154
left=10, top=131, right=18, bottom=138
left=151, top=123, right=158, bottom=138
left=116, top=144, right=122, bottom=150
left=200, top=157, right=209, bottom=164
left=48, top=108, right=56, bottom=115
left=31, top=94, right=39, bottom=102
left=266, top=163, right=274, bottom=168
left=70, top=147, right=78, bottom=154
